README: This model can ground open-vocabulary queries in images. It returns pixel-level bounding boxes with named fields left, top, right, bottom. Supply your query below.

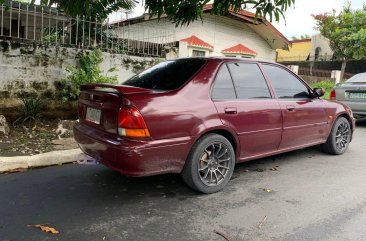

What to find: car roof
left=174, top=56, right=277, bottom=65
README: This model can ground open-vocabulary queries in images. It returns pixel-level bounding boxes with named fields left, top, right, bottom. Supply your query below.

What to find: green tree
left=145, top=0, right=295, bottom=26
left=291, top=34, right=310, bottom=40
left=62, top=49, right=117, bottom=101
left=1, top=0, right=295, bottom=24
left=312, top=4, right=366, bottom=79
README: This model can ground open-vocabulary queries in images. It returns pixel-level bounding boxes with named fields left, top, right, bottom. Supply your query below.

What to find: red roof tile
left=180, top=35, right=213, bottom=49
left=222, top=44, right=257, bottom=56
left=202, top=4, right=290, bottom=46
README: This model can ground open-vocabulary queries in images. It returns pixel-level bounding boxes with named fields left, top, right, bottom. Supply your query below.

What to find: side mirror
left=313, top=88, right=325, bottom=98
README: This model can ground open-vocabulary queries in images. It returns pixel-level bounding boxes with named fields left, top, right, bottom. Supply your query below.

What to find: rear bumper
left=339, top=100, right=366, bottom=117
left=73, top=122, right=193, bottom=176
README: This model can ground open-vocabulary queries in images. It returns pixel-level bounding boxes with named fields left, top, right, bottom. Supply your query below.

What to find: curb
left=0, top=148, right=85, bottom=172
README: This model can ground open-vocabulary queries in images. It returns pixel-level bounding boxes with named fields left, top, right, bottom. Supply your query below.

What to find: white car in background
left=331, top=73, right=366, bottom=119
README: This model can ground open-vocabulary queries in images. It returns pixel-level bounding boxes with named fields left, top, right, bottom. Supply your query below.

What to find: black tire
left=181, top=134, right=235, bottom=194
left=320, top=117, right=351, bottom=155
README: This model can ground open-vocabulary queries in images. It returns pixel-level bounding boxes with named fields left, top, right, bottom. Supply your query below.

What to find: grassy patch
left=311, top=80, right=335, bottom=99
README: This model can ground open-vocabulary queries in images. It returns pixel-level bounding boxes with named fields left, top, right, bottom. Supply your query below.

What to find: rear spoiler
left=80, top=83, right=153, bottom=94
left=80, top=83, right=124, bottom=92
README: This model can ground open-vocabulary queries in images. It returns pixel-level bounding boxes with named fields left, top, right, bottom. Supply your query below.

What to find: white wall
left=311, top=34, right=334, bottom=60
left=119, top=14, right=276, bottom=61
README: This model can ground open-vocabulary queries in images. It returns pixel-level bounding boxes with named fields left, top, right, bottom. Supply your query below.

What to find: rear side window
left=227, top=63, right=271, bottom=99
left=212, top=65, right=237, bottom=100
left=262, top=64, right=310, bottom=99
left=123, top=59, right=206, bottom=90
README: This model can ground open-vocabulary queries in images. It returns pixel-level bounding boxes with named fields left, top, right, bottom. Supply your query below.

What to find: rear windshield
left=123, top=58, right=207, bottom=90
left=346, top=73, right=366, bottom=83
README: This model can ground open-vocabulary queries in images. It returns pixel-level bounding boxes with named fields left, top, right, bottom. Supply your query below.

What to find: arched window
left=315, top=47, right=322, bottom=60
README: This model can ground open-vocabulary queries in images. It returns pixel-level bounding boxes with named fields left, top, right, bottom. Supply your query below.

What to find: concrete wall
left=117, top=14, right=276, bottom=61
left=310, top=34, right=334, bottom=60
left=0, top=41, right=159, bottom=107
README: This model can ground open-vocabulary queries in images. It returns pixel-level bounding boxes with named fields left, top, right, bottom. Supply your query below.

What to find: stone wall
left=0, top=40, right=160, bottom=109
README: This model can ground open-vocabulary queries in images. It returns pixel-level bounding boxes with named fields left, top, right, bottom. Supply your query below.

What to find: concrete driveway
left=1, top=120, right=365, bottom=241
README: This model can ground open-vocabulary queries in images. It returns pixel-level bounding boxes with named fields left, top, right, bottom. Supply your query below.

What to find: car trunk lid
left=335, top=82, right=366, bottom=101
left=78, top=84, right=153, bottom=134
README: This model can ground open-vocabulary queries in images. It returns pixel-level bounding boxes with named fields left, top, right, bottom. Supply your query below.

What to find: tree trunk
left=340, top=60, right=347, bottom=81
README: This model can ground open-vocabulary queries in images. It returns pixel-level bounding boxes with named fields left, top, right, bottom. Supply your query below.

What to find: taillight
left=330, top=89, right=336, bottom=100
left=118, top=106, right=150, bottom=138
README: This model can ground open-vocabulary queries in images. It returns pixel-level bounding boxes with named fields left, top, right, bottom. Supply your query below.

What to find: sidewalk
left=0, top=148, right=85, bottom=172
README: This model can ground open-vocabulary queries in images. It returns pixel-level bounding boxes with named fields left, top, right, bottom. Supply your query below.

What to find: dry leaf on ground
left=257, top=215, right=268, bottom=229
left=214, top=230, right=231, bottom=241
left=27, top=224, right=59, bottom=234
left=269, top=166, right=279, bottom=171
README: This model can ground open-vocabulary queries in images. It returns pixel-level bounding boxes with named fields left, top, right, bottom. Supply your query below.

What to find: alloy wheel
left=198, top=142, right=232, bottom=187
left=335, top=121, right=350, bottom=152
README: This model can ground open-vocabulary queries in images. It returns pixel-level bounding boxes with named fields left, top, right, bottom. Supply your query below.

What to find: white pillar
left=331, top=70, right=342, bottom=84
left=288, top=65, right=299, bottom=74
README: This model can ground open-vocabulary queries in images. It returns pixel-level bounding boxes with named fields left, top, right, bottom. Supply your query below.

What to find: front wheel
left=320, top=117, right=351, bottom=155
left=182, top=134, right=235, bottom=194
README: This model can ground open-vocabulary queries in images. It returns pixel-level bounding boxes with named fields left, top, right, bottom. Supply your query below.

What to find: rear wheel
left=182, top=134, right=235, bottom=194
left=320, top=117, right=351, bottom=155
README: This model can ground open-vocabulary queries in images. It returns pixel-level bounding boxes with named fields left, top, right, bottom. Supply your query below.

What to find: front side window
left=262, top=64, right=310, bottom=99
left=212, top=64, right=236, bottom=100
left=123, top=59, right=206, bottom=91
left=227, top=63, right=271, bottom=99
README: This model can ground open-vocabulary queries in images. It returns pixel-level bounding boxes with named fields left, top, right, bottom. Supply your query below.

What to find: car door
left=212, top=62, right=282, bottom=160
left=261, top=64, right=328, bottom=149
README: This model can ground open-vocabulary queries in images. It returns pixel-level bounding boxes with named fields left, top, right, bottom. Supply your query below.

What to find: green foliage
left=62, top=49, right=117, bottom=101
left=0, top=0, right=295, bottom=25
left=14, top=96, right=43, bottom=124
left=312, top=4, right=366, bottom=61
left=291, top=34, right=310, bottom=40
left=146, top=0, right=295, bottom=26
left=56, top=0, right=136, bottom=21
left=311, top=80, right=335, bottom=99
left=42, top=27, right=63, bottom=44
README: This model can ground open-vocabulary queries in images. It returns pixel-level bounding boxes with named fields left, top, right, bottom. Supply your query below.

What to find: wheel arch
left=335, top=112, right=354, bottom=131
left=194, top=128, right=239, bottom=161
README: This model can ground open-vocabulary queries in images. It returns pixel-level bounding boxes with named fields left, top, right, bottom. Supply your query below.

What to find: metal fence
left=298, top=67, right=354, bottom=83
left=277, top=54, right=335, bottom=62
left=0, top=1, right=176, bottom=57
left=299, top=67, right=332, bottom=78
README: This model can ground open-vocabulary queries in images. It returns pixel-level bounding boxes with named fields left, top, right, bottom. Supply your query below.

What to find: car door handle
left=286, top=105, right=295, bottom=111
left=224, top=107, right=237, bottom=114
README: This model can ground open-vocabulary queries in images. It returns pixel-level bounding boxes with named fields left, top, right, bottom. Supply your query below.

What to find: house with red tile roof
left=114, top=4, right=289, bottom=61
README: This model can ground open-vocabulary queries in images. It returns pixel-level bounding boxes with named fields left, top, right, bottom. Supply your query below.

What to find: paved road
left=1, top=120, right=366, bottom=241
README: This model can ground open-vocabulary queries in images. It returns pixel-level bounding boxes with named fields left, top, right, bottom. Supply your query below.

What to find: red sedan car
left=74, top=57, right=355, bottom=193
